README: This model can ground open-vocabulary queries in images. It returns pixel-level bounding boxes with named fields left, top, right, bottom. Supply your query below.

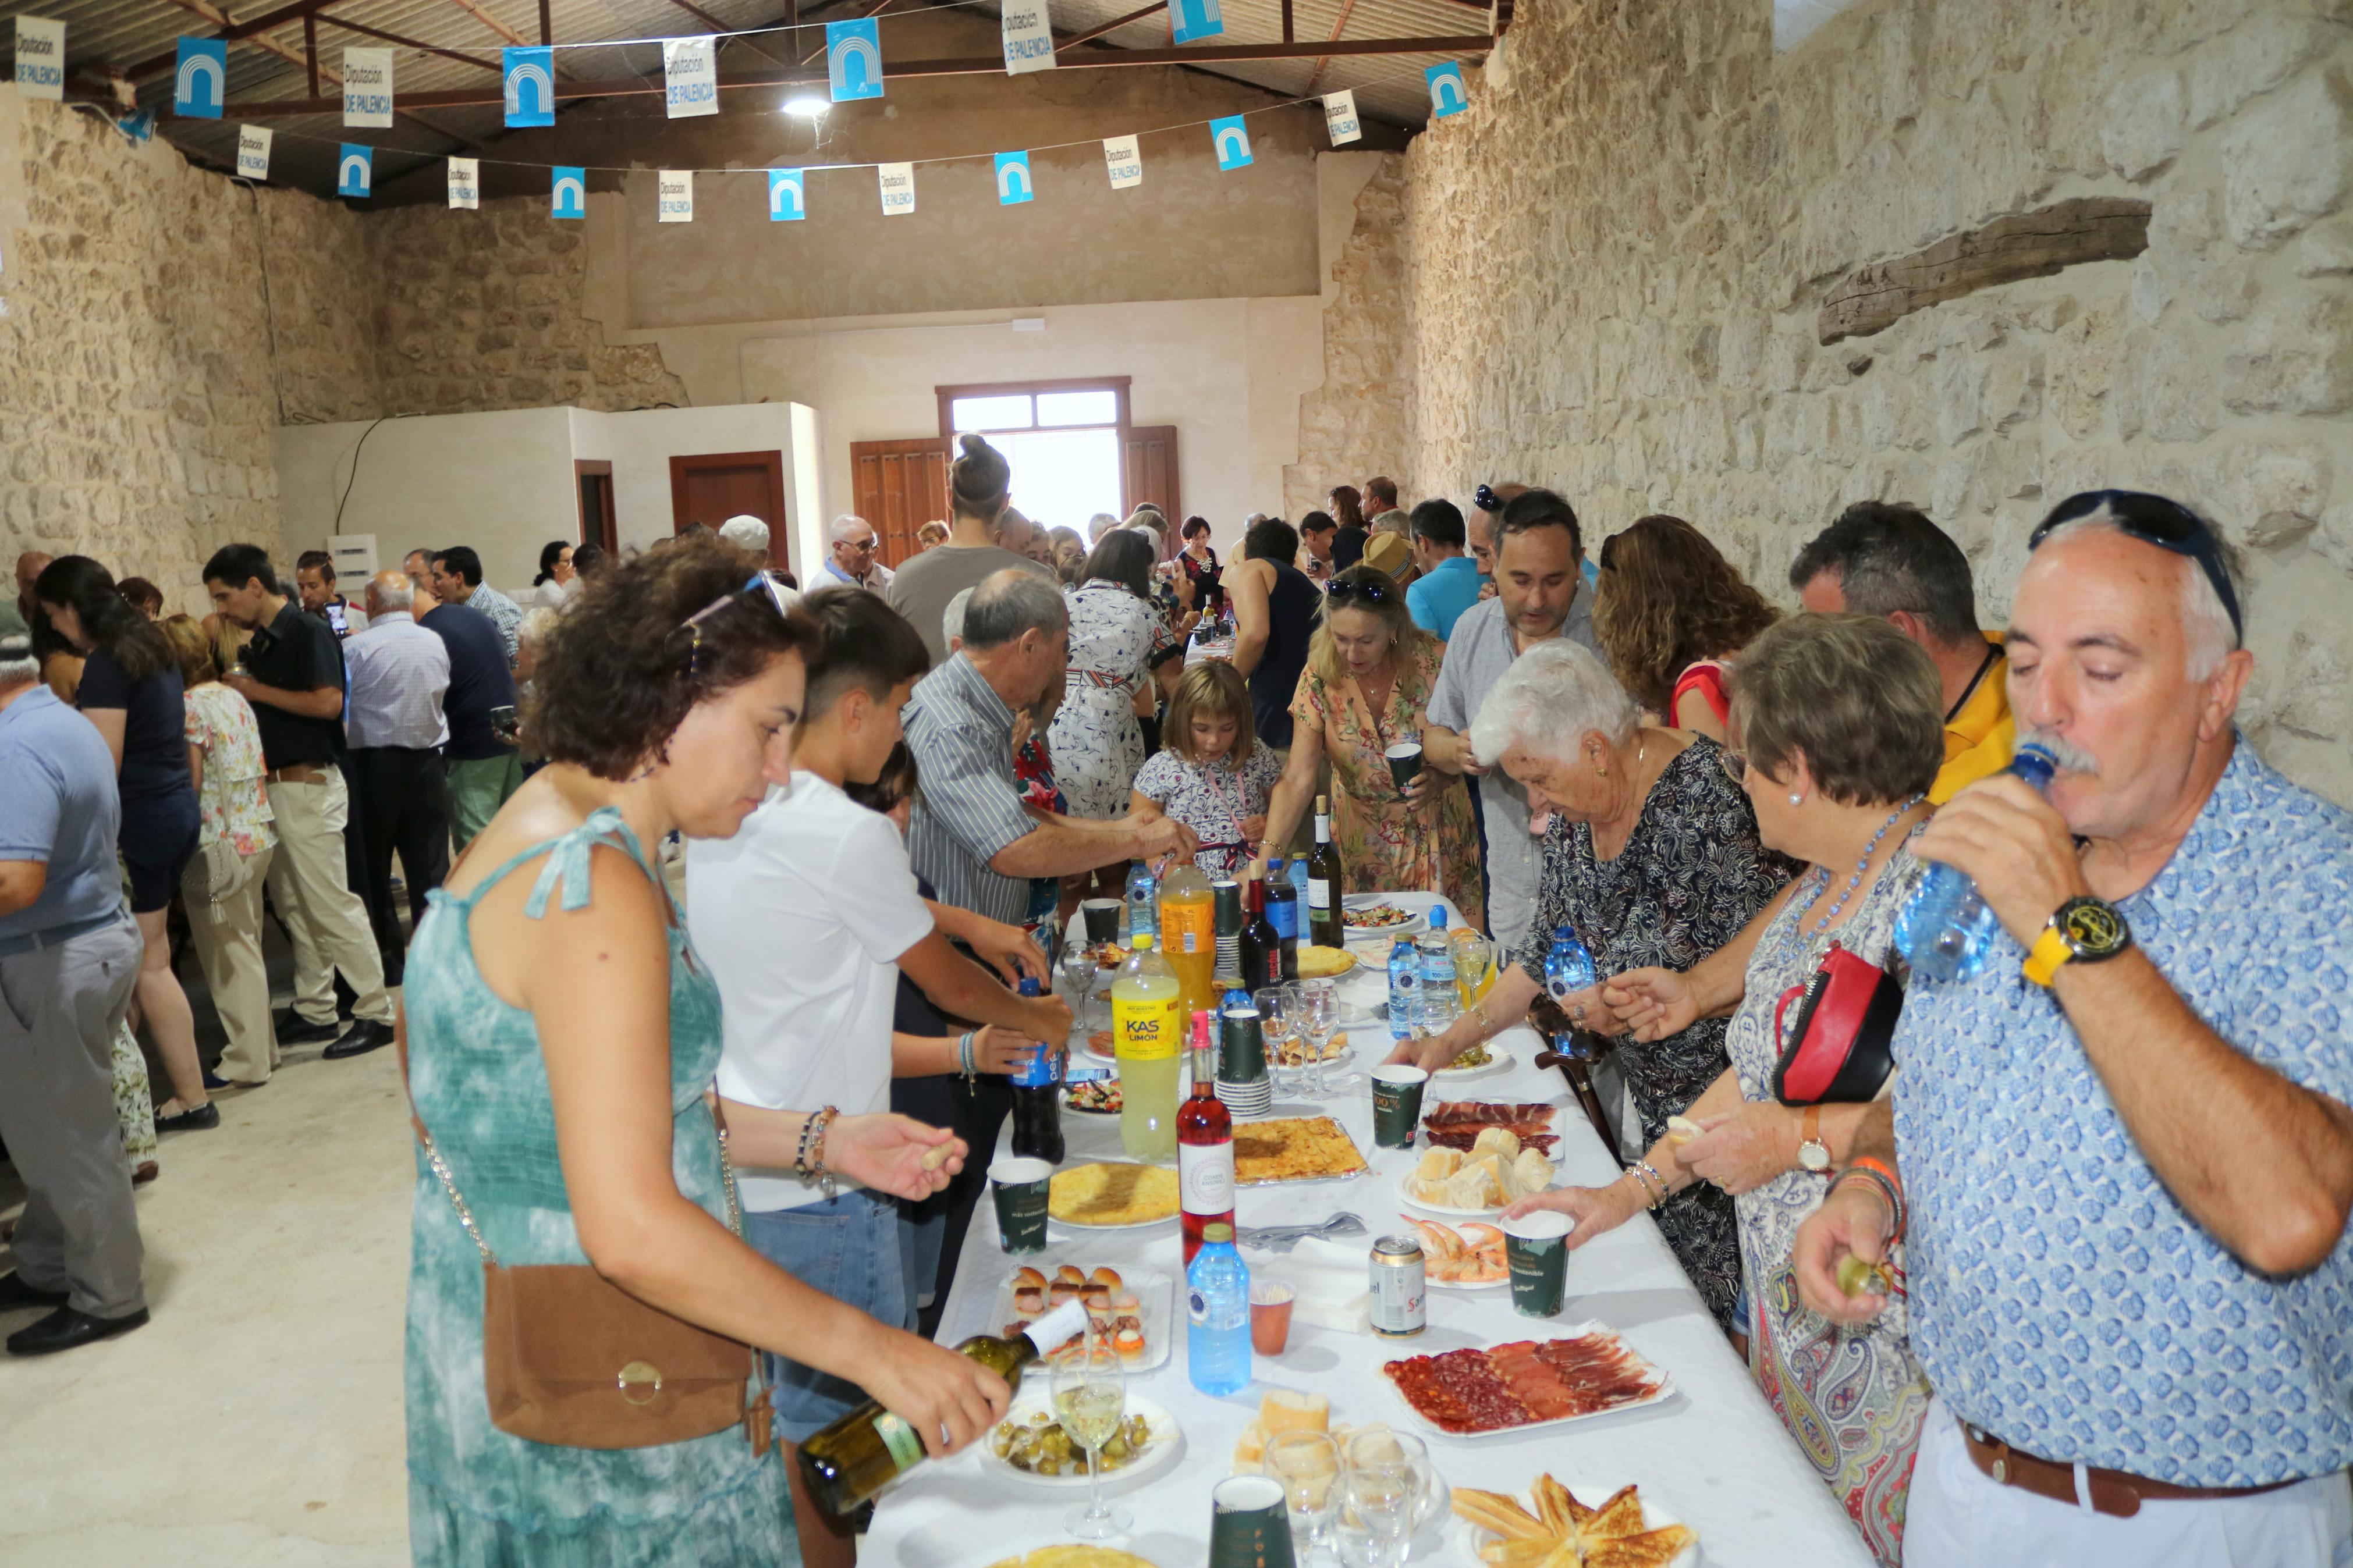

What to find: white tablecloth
left=865, top=893, right=1876, bottom=1568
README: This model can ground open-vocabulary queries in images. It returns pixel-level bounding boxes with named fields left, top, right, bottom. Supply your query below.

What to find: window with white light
left=941, top=380, right=1130, bottom=535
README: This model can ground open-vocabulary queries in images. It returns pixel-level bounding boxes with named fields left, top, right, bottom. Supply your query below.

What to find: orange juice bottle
left=1158, top=859, right=1218, bottom=1022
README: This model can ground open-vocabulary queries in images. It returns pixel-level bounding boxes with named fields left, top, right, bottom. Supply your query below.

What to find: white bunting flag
left=1103, top=134, right=1142, bottom=190
left=236, top=125, right=273, bottom=182
left=13, top=16, right=66, bottom=102
left=662, top=36, right=719, bottom=118
left=447, top=157, right=480, bottom=209
left=342, top=47, right=394, bottom=128
left=658, top=169, right=694, bottom=222
left=1322, top=90, right=1362, bottom=144
left=1000, top=0, right=1054, bottom=74
left=878, top=162, right=916, bottom=216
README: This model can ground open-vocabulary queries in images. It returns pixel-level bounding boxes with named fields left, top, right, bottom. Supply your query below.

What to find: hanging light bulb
left=781, top=94, right=828, bottom=118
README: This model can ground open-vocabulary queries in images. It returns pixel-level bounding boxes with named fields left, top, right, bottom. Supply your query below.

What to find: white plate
left=1462, top=1478, right=1699, bottom=1568
left=1432, top=1046, right=1514, bottom=1082
left=987, top=1263, right=1174, bottom=1373
left=1378, top=1322, right=1677, bottom=1441
left=1268, top=1037, right=1356, bottom=1073
left=978, top=1389, right=1184, bottom=1491
left=1401, top=1219, right=1511, bottom=1290
left=1340, top=894, right=1427, bottom=939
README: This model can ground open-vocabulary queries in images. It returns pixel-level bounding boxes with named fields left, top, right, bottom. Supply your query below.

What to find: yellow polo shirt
left=1931, top=632, right=2014, bottom=804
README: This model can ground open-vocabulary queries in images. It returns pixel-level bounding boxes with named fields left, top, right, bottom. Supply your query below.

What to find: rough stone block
left=2188, top=15, right=2331, bottom=129
left=2224, top=290, right=2353, bottom=413
left=2294, top=215, right=2353, bottom=274
left=2220, top=67, right=2353, bottom=249
left=2116, top=325, right=2222, bottom=441
left=2102, top=69, right=2187, bottom=180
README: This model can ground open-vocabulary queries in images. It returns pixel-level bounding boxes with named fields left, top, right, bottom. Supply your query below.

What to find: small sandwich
left=1011, top=1265, right=1048, bottom=1290
left=1012, top=1286, right=1044, bottom=1317
left=1053, top=1264, right=1088, bottom=1287
left=1089, top=1267, right=1124, bottom=1290
left=1112, top=1326, right=1147, bottom=1364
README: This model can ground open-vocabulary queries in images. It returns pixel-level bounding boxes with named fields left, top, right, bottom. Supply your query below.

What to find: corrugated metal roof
left=11, top=0, right=1484, bottom=194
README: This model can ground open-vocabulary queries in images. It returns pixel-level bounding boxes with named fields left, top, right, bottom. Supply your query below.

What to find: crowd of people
left=1, top=431, right=2345, bottom=1568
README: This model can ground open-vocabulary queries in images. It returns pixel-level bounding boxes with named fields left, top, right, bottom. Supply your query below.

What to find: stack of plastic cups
left=1215, top=996, right=1273, bottom=1118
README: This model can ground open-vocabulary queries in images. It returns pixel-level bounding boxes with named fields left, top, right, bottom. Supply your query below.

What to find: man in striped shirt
left=905, top=570, right=1195, bottom=926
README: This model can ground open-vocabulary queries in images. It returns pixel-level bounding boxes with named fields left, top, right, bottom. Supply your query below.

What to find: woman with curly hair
left=402, top=536, right=1010, bottom=1567
left=1590, top=514, right=1780, bottom=742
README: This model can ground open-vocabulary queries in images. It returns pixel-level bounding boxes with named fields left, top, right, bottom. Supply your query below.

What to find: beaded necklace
left=1804, top=795, right=1926, bottom=937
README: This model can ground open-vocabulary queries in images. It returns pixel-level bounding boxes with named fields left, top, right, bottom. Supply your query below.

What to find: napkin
left=1259, top=1235, right=1370, bottom=1332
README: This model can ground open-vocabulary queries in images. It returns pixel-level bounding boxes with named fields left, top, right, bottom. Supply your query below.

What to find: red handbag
left=1770, top=942, right=1902, bottom=1105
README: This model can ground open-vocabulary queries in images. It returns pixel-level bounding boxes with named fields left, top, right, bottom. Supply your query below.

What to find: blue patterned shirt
left=1894, top=741, right=2353, bottom=1487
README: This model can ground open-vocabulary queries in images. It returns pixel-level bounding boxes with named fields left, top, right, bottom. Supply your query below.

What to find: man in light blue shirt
left=1793, top=492, right=2353, bottom=1567
left=1403, top=499, right=1481, bottom=641
left=0, top=634, right=148, bottom=1354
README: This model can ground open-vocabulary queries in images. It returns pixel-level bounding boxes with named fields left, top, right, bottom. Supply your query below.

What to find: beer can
left=1369, top=1235, right=1426, bottom=1338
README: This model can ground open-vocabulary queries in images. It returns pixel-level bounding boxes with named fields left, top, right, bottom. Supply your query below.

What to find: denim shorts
left=741, top=1187, right=908, bottom=1441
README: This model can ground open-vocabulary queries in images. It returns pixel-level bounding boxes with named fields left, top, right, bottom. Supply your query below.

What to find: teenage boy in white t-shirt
left=687, top=587, right=1070, bottom=1568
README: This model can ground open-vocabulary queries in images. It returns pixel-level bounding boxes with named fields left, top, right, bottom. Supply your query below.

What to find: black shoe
left=203, top=1069, right=231, bottom=1091
left=155, top=1101, right=221, bottom=1135
left=324, top=1018, right=394, bottom=1060
left=6, top=1306, right=150, bottom=1356
left=275, top=1010, right=345, bottom=1046
left=0, top=1272, right=68, bottom=1313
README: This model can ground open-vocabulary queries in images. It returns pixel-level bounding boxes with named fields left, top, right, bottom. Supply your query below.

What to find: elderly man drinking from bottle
left=1791, top=491, right=2353, bottom=1568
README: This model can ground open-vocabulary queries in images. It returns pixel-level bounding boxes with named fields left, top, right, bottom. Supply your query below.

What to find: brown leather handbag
left=417, top=1104, right=773, bottom=1455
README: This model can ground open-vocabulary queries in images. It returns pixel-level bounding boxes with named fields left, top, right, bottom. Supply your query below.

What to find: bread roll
left=1446, top=1162, right=1500, bottom=1209
left=1054, top=1264, right=1087, bottom=1286
left=1510, top=1149, right=1554, bottom=1200
left=1012, top=1265, right=1048, bottom=1289
left=1414, top=1147, right=1464, bottom=1182
left=1232, top=1419, right=1267, bottom=1470
left=1259, top=1388, right=1330, bottom=1438
left=1471, top=1126, right=1521, bottom=1160
left=1089, top=1267, right=1124, bottom=1290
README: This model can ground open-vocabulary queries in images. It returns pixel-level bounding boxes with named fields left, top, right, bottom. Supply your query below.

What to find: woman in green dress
left=401, top=539, right=1013, bottom=1567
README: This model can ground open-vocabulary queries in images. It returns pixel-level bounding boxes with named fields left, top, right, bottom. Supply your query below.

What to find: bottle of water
left=1386, top=938, right=1421, bottom=1039
left=1895, top=744, right=2060, bottom=982
left=1186, top=1222, right=1252, bottom=1396
left=1124, top=859, right=1159, bottom=944
left=1544, top=926, right=1596, bottom=1005
left=1416, top=908, right=1457, bottom=1033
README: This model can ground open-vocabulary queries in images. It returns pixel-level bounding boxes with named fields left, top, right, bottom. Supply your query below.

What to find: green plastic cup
left=988, top=1156, right=1053, bottom=1253
left=1210, top=1474, right=1297, bottom=1568
left=1369, top=1064, right=1429, bottom=1149
left=1503, top=1210, right=1574, bottom=1317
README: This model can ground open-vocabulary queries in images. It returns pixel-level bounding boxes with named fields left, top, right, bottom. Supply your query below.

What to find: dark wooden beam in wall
left=304, top=12, right=319, bottom=94
left=197, top=29, right=1494, bottom=115
left=1819, top=196, right=2153, bottom=345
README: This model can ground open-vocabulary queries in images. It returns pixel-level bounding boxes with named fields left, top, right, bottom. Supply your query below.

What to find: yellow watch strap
left=2023, top=923, right=2074, bottom=987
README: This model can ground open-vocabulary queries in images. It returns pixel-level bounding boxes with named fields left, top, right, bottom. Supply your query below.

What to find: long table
left=866, top=894, right=1876, bottom=1568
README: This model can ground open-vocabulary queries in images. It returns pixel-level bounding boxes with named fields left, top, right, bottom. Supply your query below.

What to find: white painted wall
left=274, top=401, right=818, bottom=594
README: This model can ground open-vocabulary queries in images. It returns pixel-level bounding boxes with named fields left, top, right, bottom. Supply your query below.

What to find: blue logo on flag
left=1425, top=62, right=1468, bottom=118
left=337, top=143, right=372, bottom=199
left=504, top=46, right=555, bottom=127
left=1209, top=115, right=1252, bottom=172
left=994, top=151, right=1034, bottom=207
left=1171, top=0, right=1223, bottom=44
left=768, top=168, right=806, bottom=222
left=827, top=19, right=883, bottom=101
left=551, top=166, right=587, bottom=219
left=173, top=38, right=228, bottom=119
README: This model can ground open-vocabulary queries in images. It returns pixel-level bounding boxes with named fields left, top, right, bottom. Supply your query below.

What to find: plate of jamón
left=1421, top=1101, right=1561, bottom=1158
left=1382, top=1327, right=1673, bottom=1438
left=1453, top=1474, right=1698, bottom=1568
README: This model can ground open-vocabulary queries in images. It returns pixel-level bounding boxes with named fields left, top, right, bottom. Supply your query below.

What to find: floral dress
left=1289, top=641, right=1484, bottom=927
left=1510, top=738, right=1793, bottom=1329
left=1134, top=744, right=1283, bottom=879
left=1727, top=834, right=1931, bottom=1567
left=182, top=681, right=275, bottom=855
left=1048, top=582, right=1173, bottom=819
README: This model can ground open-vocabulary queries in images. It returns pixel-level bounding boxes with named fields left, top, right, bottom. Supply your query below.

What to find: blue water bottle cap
left=1428, top=906, right=1447, bottom=930
left=2010, top=742, right=2059, bottom=785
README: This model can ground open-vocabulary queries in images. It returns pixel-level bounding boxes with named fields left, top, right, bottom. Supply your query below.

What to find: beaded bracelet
left=800, top=1105, right=840, bottom=1200
left=1846, top=1155, right=1907, bottom=1240
left=957, top=1030, right=979, bottom=1082
left=1628, top=1161, right=1670, bottom=1209
left=1829, top=1166, right=1904, bottom=1244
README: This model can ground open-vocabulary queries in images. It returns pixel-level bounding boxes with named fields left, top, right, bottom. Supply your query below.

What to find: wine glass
left=1297, top=979, right=1347, bottom=1098
left=1052, top=1341, right=1131, bottom=1539
left=1253, top=986, right=1295, bottom=1089
left=1454, top=934, right=1493, bottom=1015
left=1268, top=1429, right=1341, bottom=1555
left=1343, top=1428, right=1428, bottom=1568
left=1060, top=933, right=1099, bottom=1040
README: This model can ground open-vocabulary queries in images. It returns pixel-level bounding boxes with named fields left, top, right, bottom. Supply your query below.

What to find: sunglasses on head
left=1598, top=532, right=1623, bottom=571
left=1474, top=483, right=1501, bottom=513
left=1325, top=577, right=1392, bottom=606
left=2028, top=490, right=2242, bottom=646
left=680, top=570, right=791, bottom=678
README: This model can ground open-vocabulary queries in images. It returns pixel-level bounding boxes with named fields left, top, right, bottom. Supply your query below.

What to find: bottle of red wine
left=1176, top=1010, right=1234, bottom=1266
left=1238, top=872, right=1283, bottom=991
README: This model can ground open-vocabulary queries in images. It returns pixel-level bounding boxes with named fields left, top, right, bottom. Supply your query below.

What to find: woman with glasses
left=1254, top=565, right=1484, bottom=925
left=401, top=538, right=1010, bottom=1567
left=1590, top=514, right=1779, bottom=742
left=1394, top=637, right=1790, bottom=1329
left=1495, top=615, right=1946, bottom=1566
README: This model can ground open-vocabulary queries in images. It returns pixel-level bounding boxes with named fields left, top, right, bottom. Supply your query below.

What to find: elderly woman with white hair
left=1394, top=637, right=1790, bottom=1330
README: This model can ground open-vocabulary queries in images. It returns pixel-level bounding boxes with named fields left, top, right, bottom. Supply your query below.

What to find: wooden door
left=851, top=438, right=953, bottom=568
left=1123, top=425, right=1180, bottom=556
left=574, top=460, right=617, bottom=552
left=669, top=450, right=787, bottom=564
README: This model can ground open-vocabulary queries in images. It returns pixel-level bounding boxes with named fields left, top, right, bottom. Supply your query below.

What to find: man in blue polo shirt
left=1404, top=499, right=1481, bottom=640
left=0, top=634, right=149, bottom=1356
left=1795, top=492, right=2353, bottom=1566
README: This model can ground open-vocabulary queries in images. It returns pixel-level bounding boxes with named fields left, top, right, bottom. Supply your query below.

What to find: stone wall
left=0, top=93, right=378, bottom=605
left=1380, top=0, right=2353, bottom=802
left=1287, top=154, right=1412, bottom=518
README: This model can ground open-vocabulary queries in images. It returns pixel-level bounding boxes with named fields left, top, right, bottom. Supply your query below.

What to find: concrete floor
left=0, top=992, right=414, bottom=1565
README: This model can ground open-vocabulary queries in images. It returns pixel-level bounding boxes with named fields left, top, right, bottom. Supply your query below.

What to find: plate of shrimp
left=1408, top=1218, right=1509, bottom=1289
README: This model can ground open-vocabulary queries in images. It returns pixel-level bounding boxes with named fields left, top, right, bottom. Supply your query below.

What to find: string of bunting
left=13, top=10, right=1472, bottom=207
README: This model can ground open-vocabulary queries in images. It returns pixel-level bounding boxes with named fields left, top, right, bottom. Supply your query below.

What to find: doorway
left=574, top=460, right=617, bottom=553
left=669, top=450, right=787, bottom=565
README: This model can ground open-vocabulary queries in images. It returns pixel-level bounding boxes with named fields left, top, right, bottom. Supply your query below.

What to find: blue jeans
left=741, top=1188, right=908, bottom=1441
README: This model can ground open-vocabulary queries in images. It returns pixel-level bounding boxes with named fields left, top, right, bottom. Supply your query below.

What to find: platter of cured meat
left=1420, top=1101, right=1561, bottom=1158
left=1380, top=1327, right=1674, bottom=1438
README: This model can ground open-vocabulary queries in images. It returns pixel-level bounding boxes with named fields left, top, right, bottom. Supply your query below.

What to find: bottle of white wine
left=1307, top=793, right=1344, bottom=951
left=796, top=1297, right=1092, bottom=1516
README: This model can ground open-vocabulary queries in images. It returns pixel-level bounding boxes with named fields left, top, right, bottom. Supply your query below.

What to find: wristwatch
left=1797, top=1104, right=1832, bottom=1173
left=2023, top=895, right=2133, bottom=987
